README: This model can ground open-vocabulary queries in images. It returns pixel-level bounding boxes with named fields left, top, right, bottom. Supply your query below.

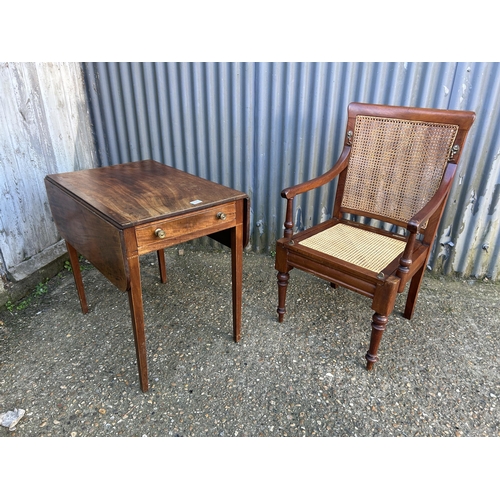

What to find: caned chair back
left=341, top=114, right=459, bottom=227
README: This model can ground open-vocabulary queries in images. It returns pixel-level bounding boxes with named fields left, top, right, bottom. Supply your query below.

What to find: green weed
left=34, top=279, right=49, bottom=297
left=5, top=278, right=49, bottom=312
left=63, top=256, right=89, bottom=273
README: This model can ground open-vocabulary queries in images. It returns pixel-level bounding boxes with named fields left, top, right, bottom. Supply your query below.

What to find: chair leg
left=277, top=271, right=290, bottom=323
left=403, top=264, right=425, bottom=320
left=366, top=276, right=399, bottom=370
left=365, top=313, right=388, bottom=370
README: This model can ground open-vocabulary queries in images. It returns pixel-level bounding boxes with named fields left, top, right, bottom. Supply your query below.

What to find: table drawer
left=136, top=201, right=237, bottom=252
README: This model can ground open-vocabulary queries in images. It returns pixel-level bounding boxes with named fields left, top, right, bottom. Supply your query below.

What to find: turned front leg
left=366, top=313, right=388, bottom=370
left=275, top=241, right=292, bottom=323
left=277, top=271, right=290, bottom=322
left=367, top=276, right=400, bottom=370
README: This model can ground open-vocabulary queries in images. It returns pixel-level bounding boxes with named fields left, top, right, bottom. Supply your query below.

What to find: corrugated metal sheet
left=0, top=62, right=98, bottom=281
left=83, top=62, right=500, bottom=279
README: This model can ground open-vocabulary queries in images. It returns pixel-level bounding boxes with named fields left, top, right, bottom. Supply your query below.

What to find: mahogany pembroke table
left=45, top=160, right=250, bottom=392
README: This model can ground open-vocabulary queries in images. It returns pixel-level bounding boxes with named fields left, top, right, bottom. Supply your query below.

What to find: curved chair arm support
left=397, top=232, right=418, bottom=283
left=407, top=162, right=458, bottom=234
left=283, top=198, right=294, bottom=239
left=281, top=147, right=351, bottom=200
left=397, top=162, right=458, bottom=288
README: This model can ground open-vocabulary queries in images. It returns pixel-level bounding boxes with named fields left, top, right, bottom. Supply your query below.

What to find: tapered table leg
left=127, top=255, right=149, bottom=392
left=230, top=224, right=243, bottom=343
left=157, top=249, right=167, bottom=283
left=65, top=241, right=88, bottom=314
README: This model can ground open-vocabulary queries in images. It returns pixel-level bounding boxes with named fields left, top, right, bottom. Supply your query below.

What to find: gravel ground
left=1, top=244, right=499, bottom=439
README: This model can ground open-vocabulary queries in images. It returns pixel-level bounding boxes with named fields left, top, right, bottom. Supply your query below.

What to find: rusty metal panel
left=436, top=62, right=500, bottom=280
left=0, top=62, right=98, bottom=281
left=83, top=62, right=500, bottom=279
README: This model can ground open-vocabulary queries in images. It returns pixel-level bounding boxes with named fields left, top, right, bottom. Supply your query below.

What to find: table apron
left=135, top=201, right=239, bottom=254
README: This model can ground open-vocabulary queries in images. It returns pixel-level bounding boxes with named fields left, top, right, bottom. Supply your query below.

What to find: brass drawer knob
left=154, top=228, right=166, bottom=239
left=216, top=212, right=227, bottom=220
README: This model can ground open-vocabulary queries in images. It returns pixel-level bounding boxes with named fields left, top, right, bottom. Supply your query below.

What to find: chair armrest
left=407, top=162, right=458, bottom=234
left=281, top=147, right=350, bottom=200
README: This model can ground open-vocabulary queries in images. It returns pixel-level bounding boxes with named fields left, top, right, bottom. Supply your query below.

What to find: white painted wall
left=0, top=62, right=98, bottom=282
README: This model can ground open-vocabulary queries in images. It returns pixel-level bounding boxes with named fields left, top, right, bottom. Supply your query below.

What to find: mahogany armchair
left=275, top=102, right=475, bottom=370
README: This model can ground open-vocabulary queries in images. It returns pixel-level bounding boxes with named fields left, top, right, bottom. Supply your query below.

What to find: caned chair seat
left=275, top=102, right=475, bottom=371
left=299, top=224, right=407, bottom=274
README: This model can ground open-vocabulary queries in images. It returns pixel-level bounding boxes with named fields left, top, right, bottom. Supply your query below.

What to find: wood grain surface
left=46, top=159, right=248, bottom=228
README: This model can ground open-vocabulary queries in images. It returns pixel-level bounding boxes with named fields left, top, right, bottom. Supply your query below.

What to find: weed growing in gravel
left=34, top=279, right=49, bottom=297
left=5, top=278, right=49, bottom=312
left=62, top=256, right=91, bottom=274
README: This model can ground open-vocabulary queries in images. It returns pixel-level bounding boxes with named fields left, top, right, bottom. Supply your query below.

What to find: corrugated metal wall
left=0, top=62, right=98, bottom=282
left=84, top=62, right=500, bottom=279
